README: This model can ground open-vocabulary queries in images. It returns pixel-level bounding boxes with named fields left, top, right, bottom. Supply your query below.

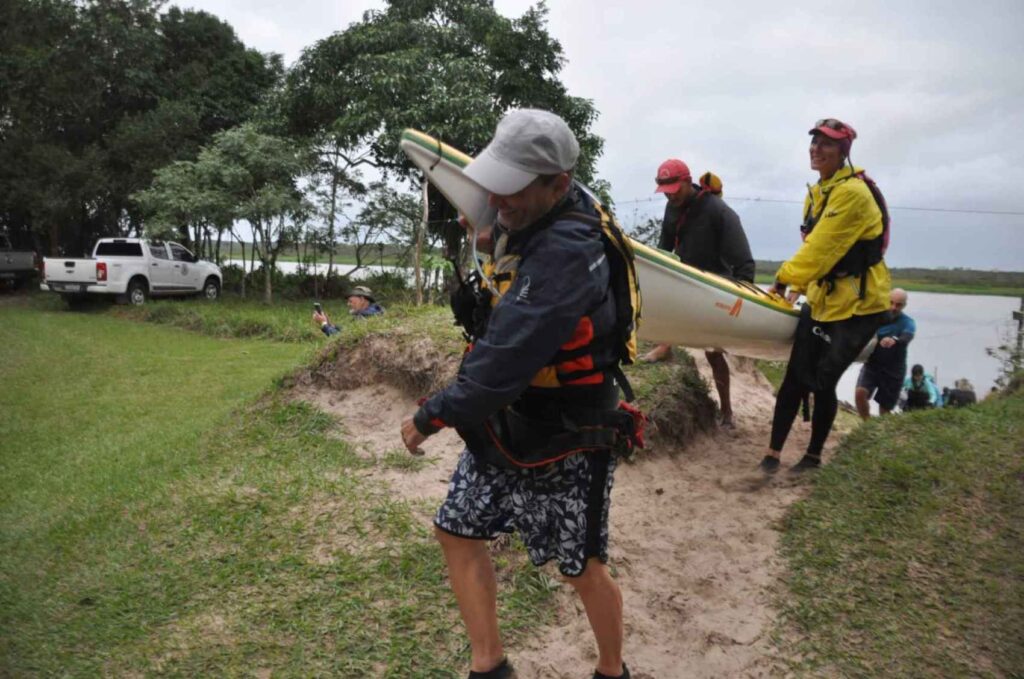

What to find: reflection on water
left=837, top=291, right=1021, bottom=409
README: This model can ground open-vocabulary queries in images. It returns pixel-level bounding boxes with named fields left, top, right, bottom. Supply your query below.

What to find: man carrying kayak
left=643, top=158, right=755, bottom=429
left=401, top=109, right=632, bottom=679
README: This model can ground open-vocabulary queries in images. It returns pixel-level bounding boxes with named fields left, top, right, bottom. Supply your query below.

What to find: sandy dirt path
left=294, top=352, right=831, bottom=678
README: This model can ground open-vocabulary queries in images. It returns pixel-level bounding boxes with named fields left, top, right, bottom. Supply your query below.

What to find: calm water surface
left=837, top=291, right=1021, bottom=409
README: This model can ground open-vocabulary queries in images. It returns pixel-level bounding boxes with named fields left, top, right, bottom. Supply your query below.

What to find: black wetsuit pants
left=770, top=306, right=888, bottom=457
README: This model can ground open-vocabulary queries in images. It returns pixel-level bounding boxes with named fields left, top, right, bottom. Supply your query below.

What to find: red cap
left=654, top=158, right=692, bottom=194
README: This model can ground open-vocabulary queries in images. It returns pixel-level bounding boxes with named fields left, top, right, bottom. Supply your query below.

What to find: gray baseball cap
left=464, top=109, right=580, bottom=196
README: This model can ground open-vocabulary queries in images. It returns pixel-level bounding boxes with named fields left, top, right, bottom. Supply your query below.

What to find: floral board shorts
left=434, top=448, right=617, bottom=577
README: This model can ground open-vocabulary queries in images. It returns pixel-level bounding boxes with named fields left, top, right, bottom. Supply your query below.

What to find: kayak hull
left=399, top=129, right=496, bottom=231
left=399, top=128, right=801, bottom=361
left=633, top=242, right=799, bottom=360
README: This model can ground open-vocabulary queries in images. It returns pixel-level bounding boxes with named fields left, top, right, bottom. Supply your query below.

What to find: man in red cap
left=643, top=158, right=755, bottom=430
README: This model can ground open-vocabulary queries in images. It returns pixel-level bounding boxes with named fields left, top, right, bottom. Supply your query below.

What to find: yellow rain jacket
left=776, top=165, right=891, bottom=322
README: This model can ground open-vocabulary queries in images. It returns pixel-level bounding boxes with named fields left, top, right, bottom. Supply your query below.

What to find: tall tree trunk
left=415, top=178, right=427, bottom=306
left=215, top=228, right=223, bottom=265
left=48, top=222, right=60, bottom=256
left=311, top=232, right=319, bottom=299
left=326, top=146, right=340, bottom=293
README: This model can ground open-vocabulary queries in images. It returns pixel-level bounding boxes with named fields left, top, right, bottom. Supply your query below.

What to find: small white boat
left=400, top=128, right=800, bottom=360
left=631, top=241, right=799, bottom=360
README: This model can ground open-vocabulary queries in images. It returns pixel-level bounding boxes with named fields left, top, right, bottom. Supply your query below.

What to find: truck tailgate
left=0, top=251, right=36, bottom=277
left=44, top=258, right=98, bottom=291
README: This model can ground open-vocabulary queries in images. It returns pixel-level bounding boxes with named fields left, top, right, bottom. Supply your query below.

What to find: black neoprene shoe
left=789, top=454, right=821, bottom=473
left=593, top=663, right=630, bottom=679
left=468, top=657, right=514, bottom=679
left=758, top=455, right=781, bottom=474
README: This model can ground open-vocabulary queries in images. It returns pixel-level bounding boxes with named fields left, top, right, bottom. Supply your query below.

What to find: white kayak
left=631, top=242, right=799, bottom=360
left=399, top=128, right=801, bottom=360
left=399, top=129, right=496, bottom=231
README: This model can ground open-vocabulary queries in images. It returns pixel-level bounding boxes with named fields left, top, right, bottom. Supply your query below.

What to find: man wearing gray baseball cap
left=402, top=109, right=630, bottom=679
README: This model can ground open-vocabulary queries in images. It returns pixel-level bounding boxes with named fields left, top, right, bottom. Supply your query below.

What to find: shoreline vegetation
left=216, top=243, right=1024, bottom=297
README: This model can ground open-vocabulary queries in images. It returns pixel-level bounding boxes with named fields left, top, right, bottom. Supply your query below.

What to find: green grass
left=18, top=291, right=454, bottom=346
left=777, top=392, right=1024, bottom=677
left=0, top=299, right=552, bottom=676
left=755, top=359, right=787, bottom=392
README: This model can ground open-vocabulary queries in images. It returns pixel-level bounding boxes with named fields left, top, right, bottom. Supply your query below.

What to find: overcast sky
left=182, top=0, right=1024, bottom=270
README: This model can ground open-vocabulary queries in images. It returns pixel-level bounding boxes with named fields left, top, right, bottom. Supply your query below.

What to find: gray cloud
left=182, top=0, right=1024, bottom=269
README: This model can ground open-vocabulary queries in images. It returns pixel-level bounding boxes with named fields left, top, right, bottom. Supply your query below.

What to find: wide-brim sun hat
left=463, top=109, right=580, bottom=196
left=347, top=285, right=375, bottom=302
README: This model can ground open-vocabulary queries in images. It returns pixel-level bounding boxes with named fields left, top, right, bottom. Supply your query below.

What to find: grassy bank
left=0, top=301, right=552, bottom=675
left=16, top=291, right=441, bottom=345
left=777, top=391, right=1024, bottom=677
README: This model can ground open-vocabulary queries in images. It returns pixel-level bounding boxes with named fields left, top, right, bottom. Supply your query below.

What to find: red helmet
left=809, top=118, right=857, bottom=156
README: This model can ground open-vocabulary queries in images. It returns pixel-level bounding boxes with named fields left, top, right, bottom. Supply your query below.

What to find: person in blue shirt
left=312, top=286, right=384, bottom=336
left=903, top=364, right=941, bottom=410
left=855, top=288, right=915, bottom=418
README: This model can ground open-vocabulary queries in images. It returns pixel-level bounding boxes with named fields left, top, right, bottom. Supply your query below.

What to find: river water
left=229, top=260, right=1019, bottom=403
left=836, top=291, right=1020, bottom=410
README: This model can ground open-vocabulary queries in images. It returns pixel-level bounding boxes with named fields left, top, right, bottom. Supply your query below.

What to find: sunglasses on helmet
left=814, top=118, right=858, bottom=139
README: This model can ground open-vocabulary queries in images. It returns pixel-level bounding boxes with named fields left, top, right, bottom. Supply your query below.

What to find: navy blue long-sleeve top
left=413, top=187, right=617, bottom=437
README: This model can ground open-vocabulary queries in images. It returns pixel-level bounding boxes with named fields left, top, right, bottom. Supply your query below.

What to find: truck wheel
left=202, top=277, right=221, bottom=301
left=127, top=278, right=148, bottom=305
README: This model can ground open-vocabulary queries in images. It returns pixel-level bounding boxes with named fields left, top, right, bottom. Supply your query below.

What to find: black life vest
left=448, top=187, right=646, bottom=469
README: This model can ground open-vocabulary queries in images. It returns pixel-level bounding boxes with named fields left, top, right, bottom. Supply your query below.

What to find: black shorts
left=856, top=364, right=902, bottom=410
left=434, top=449, right=615, bottom=577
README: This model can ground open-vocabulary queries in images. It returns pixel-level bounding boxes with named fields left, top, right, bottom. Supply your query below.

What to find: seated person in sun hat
left=312, top=285, right=385, bottom=336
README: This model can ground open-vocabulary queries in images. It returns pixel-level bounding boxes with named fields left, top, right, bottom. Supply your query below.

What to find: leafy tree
left=132, top=158, right=233, bottom=260
left=196, top=124, right=308, bottom=303
left=0, top=0, right=281, bottom=255
left=284, top=0, right=602, bottom=180
left=280, top=0, right=606, bottom=303
left=625, top=216, right=662, bottom=248
left=302, top=139, right=368, bottom=288
left=987, top=314, right=1024, bottom=389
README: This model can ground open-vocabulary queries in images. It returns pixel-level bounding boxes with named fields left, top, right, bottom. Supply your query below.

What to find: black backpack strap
left=611, top=364, right=635, bottom=403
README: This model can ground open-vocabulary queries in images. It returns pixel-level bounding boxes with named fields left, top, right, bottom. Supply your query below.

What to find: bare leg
left=566, top=559, right=624, bottom=677
left=435, top=527, right=505, bottom=672
left=855, top=387, right=871, bottom=420
left=705, top=350, right=732, bottom=422
left=641, top=343, right=673, bottom=363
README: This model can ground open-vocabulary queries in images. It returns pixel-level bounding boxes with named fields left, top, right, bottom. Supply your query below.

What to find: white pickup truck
left=41, top=238, right=222, bottom=305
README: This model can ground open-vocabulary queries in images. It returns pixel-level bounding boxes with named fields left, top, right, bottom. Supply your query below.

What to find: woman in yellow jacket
left=760, top=119, right=892, bottom=474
